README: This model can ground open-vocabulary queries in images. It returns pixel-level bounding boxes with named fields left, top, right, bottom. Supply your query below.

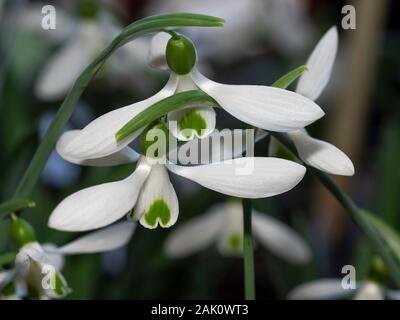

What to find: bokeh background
left=0, top=0, right=399, bottom=299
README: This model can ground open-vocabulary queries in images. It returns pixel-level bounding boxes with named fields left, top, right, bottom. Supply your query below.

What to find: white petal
left=288, top=129, right=354, bottom=176
left=168, top=106, right=216, bottom=141
left=175, top=129, right=268, bottom=164
left=35, top=37, right=91, bottom=100
left=164, top=203, right=225, bottom=258
left=57, top=130, right=140, bottom=166
left=130, top=163, right=179, bottom=229
left=19, top=242, right=49, bottom=265
left=56, top=222, right=135, bottom=254
left=41, top=244, right=65, bottom=271
left=60, top=74, right=178, bottom=160
left=148, top=32, right=171, bottom=70
left=191, top=69, right=324, bottom=132
left=252, top=211, right=311, bottom=264
left=167, top=157, right=306, bottom=198
left=354, top=281, right=385, bottom=300
left=296, top=27, right=338, bottom=100
left=288, top=279, right=354, bottom=300
left=48, top=157, right=152, bottom=231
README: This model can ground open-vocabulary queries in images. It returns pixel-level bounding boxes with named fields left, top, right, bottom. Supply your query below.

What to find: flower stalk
left=242, top=198, right=255, bottom=300
left=271, top=132, right=400, bottom=286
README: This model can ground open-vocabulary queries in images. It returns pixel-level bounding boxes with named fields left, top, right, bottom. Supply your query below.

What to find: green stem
left=242, top=198, right=255, bottom=300
left=271, top=132, right=400, bottom=286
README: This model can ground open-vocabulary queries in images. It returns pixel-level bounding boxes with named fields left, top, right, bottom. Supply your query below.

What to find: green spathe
left=178, top=109, right=207, bottom=139
left=144, top=199, right=171, bottom=228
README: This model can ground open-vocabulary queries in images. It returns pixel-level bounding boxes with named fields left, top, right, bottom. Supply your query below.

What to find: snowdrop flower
left=164, top=201, right=311, bottom=264
left=58, top=31, right=324, bottom=162
left=287, top=278, right=400, bottom=300
left=284, top=27, right=355, bottom=176
left=50, top=128, right=306, bottom=231
left=0, top=218, right=134, bottom=300
left=288, top=257, right=399, bottom=300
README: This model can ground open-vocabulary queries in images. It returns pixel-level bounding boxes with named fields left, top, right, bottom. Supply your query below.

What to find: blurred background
left=0, top=0, right=399, bottom=299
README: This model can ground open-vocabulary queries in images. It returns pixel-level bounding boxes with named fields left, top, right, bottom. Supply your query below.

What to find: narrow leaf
left=272, top=65, right=308, bottom=89
left=0, top=199, right=35, bottom=219
left=115, top=90, right=219, bottom=142
left=362, top=210, right=400, bottom=263
left=12, top=13, right=225, bottom=202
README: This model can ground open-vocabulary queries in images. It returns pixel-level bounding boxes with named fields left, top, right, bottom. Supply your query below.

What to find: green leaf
left=0, top=199, right=35, bottom=219
left=12, top=13, right=225, bottom=203
left=362, top=210, right=400, bottom=263
left=0, top=252, right=16, bottom=270
left=272, top=65, right=308, bottom=89
left=115, top=90, right=219, bottom=142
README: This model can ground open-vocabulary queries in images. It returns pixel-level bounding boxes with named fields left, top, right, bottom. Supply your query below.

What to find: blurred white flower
left=50, top=130, right=306, bottom=231
left=288, top=278, right=400, bottom=300
left=146, top=0, right=316, bottom=62
left=35, top=9, right=151, bottom=100
left=164, top=201, right=311, bottom=265
left=0, top=222, right=134, bottom=299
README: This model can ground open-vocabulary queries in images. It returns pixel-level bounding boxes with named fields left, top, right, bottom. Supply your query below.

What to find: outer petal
left=41, top=244, right=65, bottom=271
left=288, top=279, right=355, bottom=300
left=35, top=27, right=93, bottom=100
left=48, top=157, right=152, bottom=231
left=354, top=281, right=385, bottom=300
left=57, top=130, right=140, bottom=166
left=55, top=222, right=135, bottom=254
left=168, top=106, right=216, bottom=141
left=60, top=74, right=178, bottom=160
left=252, top=211, right=311, bottom=264
left=167, top=157, right=306, bottom=198
left=288, top=129, right=354, bottom=176
left=191, top=69, right=324, bottom=132
left=130, top=163, right=179, bottom=229
left=148, top=32, right=171, bottom=70
left=164, top=203, right=225, bottom=258
left=296, top=27, right=338, bottom=100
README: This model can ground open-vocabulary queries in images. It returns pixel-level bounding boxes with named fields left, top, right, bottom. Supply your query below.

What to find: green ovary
left=178, top=110, right=207, bottom=139
left=143, top=199, right=171, bottom=228
left=228, top=232, right=242, bottom=252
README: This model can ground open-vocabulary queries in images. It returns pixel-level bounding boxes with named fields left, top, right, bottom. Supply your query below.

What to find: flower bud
left=367, top=256, right=388, bottom=284
left=166, top=34, right=197, bottom=75
left=10, top=216, right=36, bottom=248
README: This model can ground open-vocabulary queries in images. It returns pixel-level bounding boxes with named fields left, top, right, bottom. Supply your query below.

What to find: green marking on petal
left=54, top=273, right=65, bottom=296
left=143, top=199, right=171, bottom=228
left=228, top=232, right=242, bottom=252
left=178, top=110, right=207, bottom=139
